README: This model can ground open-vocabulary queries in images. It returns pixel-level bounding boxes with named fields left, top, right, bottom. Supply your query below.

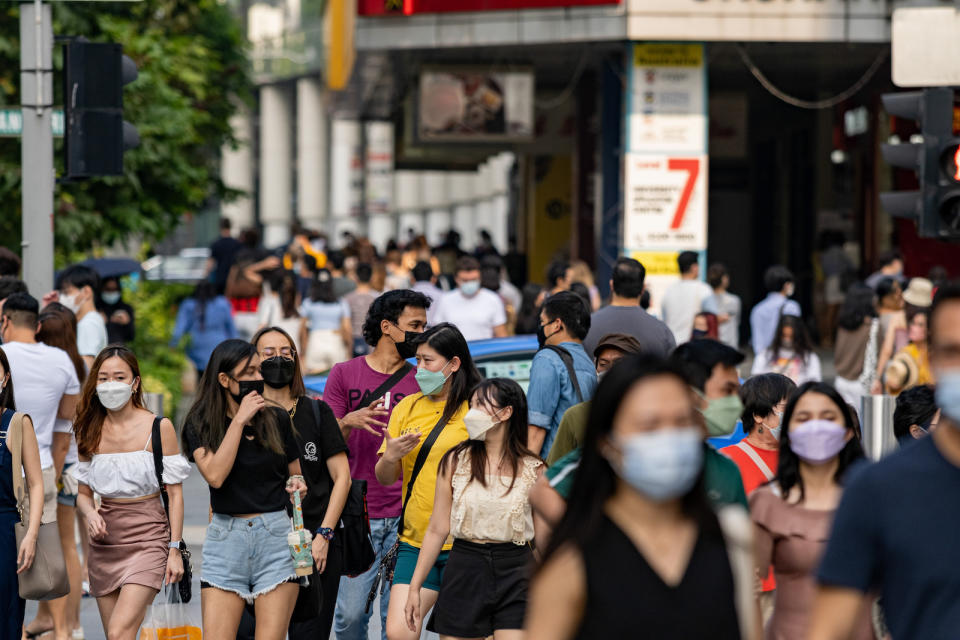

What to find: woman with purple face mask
left=749, top=382, right=874, bottom=640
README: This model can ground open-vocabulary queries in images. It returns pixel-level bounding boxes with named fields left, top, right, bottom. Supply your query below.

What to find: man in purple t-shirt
left=325, top=289, right=430, bottom=640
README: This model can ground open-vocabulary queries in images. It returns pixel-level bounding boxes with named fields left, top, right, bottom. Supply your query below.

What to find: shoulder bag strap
left=358, top=362, right=414, bottom=410
left=734, top=441, right=775, bottom=482
left=150, top=416, right=170, bottom=516
left=4, top=411, right=25, bottom=513
left=397, top=414, right=449, bottom=536
left=543, top=345, right=584, bottom=403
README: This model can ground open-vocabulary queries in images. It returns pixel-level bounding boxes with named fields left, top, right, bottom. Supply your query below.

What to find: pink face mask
left=789, top=420, right=849, bottom=464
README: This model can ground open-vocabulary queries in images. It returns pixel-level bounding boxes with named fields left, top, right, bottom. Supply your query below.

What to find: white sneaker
left=71, top=629, right=84, bottom=640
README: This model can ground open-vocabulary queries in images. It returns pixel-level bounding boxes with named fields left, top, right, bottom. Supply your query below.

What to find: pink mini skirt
left=88, top=496, right=169, bottom=597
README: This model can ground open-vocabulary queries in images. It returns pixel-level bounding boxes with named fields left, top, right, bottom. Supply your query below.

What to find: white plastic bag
left=139, top=586, right=201, bottom=640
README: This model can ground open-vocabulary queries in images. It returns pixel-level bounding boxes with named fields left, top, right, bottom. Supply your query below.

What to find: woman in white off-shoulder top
left=73, top=346, right=189, bottom=640
left=403, top=378, right=544, bottom=640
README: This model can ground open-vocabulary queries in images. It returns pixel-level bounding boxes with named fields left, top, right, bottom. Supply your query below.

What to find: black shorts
left=429, top=539, right=533, bottom=637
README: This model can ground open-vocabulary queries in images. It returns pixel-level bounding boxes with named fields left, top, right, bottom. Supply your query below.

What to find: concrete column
left=259, top=84, right=293, bottom=248
left=296, top=77, right=328, bottom=232
left=395, top=170, right=424, bottom=240
left=366, top=121, right=395, bottom=251
left=422, top=171, right=450, bottom=247
left=449, top=171, right=476, bottom=250
left=221, top=106, right=255, bottom=230
left=473, top=161, right=495, bottom=250
left=330, top=118, right=365, bottom=243
left=488, top=153, right=514, bottom=253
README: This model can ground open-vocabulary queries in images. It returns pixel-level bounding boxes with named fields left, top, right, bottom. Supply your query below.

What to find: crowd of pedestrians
left=3, top=228, right=960, bottom=640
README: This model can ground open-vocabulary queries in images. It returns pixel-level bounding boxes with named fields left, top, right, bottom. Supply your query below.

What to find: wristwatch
left=316, top=527, right=335, bottom=541
left=169, top=540, right=183, bottom=550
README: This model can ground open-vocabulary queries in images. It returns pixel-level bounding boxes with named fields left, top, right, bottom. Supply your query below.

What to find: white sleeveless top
left=450, top=450, right=541, bottom=545
left=74, top=432, right=190, bottom=499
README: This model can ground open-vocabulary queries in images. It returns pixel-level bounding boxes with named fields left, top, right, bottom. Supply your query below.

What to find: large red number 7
left=667, top=158, right=699, bottom=230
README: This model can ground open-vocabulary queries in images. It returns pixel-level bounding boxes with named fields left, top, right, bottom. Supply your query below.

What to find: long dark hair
left=515, top=283, right=544, bottom=335
left=251, top=326, right=307, bottom=398
left=309, top=269, right=336, bottom=304
left=837, top=284, right=877, bottom=331
left=776, top=381, right=864, bottom=504
left=0, top=347, right=16, bottom=411
left=37, top=303, right=86, bottom=386
left=440, top=378, right=537, bottom=495
left=541, top=355, right=720, bottom=568
left=75, top=346, right=146, bottom=457
left=411, top=323, right=481, bottom=427
left=768, top=314, right=814, bottom=363
left=268, top=270, right=300, bottom=320
left=192, top=281, right=218, bottom=330
left=181, top=339, right=287, bottom=455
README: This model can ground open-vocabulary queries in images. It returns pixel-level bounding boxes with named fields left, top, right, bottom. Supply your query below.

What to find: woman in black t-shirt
left=244, top=326, right=351, bottom=640
left=181, top=339, right=307, bottom=640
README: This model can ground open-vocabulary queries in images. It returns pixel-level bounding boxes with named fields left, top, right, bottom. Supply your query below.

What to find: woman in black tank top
left=526, top=355, right=749, bottom=640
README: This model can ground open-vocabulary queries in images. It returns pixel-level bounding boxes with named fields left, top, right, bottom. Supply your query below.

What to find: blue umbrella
left=59, top=258, right=142, bottom=281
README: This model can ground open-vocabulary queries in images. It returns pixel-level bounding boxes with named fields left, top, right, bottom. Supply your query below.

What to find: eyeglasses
left=261, top=347, right=294, bottom=359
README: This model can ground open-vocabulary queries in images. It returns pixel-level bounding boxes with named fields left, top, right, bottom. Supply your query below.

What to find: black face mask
left=393, top=324, right=421, bottom=360
left=231, top=378, right=264, bottom=404
left=692, top=329, right=709, bottom=340
left=537, top=322, right=559, bottom=350
left=260, top=356, right=296, bottom=389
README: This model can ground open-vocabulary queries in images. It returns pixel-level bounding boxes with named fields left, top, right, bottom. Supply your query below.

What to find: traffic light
left=63, top=41, right=139, bottom=178
left=880, top=87, right=960, bottom=239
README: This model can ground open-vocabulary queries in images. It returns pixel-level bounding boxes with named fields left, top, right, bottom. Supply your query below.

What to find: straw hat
left=903, top=278, right=934, bottom=308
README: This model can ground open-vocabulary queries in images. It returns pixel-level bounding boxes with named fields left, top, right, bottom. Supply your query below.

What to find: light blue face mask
left=460, top=280, right=481, bottom=297
left=935, top=369, right=960, bottom=426
left=611, top=427, right=704, bottom=502
left=415, top=360, right=453, bottom=396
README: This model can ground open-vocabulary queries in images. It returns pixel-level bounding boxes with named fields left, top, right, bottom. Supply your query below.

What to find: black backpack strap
left=397, top=414, right=448, bottom=536
left=150, top=416, right=170, bottom=516
left=357, top=362, right=414, bottom=410
left=543, top=345, right=584, bottom=403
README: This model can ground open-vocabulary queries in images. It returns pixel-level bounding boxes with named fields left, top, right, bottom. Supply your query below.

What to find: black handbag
left=150, top=417, right=193, bottom=603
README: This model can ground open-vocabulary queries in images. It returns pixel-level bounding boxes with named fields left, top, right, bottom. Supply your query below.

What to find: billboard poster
left=418, top=69, right=534, bottom=142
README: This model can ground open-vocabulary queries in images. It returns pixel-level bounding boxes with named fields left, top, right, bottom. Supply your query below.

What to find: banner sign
left=624, top=153, right=707, bottom=250
left=359, top=0, right=620, bottom=16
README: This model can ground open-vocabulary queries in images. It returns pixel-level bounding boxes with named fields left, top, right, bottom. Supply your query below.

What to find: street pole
left=20, top=0, right=54, bottom=297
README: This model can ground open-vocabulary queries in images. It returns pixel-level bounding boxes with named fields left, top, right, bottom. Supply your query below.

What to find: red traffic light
left=940, top=143, right=960, bottom=182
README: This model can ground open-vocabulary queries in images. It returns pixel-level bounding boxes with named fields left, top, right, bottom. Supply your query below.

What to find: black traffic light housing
left=63, top=40, right=139, bottom=178
left=880, top=88, right=960, bottom=239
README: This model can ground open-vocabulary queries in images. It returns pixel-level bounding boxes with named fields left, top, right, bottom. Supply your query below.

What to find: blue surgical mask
left=609, top=427, right=704, bottom=501
left=102, top=291, right=121, bottom=305
left=935, top=369, right=960, bottom=426
left=459, top=280, right=481, bottom=297
left=415, top=360, right=452, bottom=396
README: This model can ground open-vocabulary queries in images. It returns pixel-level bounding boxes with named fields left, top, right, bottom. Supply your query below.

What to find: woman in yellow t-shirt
left=375, top=322, right=482, bottom=640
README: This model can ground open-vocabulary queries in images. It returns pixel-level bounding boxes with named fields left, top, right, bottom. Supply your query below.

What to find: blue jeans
left=334, top=516, right=399, bottom=640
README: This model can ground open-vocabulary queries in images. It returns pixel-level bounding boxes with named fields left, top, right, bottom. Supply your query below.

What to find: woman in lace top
left=73, top=346, right=189, bottom=640
left=404, top=378, right=544, bottom=640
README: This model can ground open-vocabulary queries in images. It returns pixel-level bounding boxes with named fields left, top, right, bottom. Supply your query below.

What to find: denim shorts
left=200, top=511, right=297, bottom=601
left=392, top=541, right=449, bottom=592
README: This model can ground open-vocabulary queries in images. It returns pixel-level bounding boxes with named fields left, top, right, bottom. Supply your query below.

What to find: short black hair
left=2, top=292, right=39, bottom=326
left=611, top=258, right=645, bottom=299
left=541, top=291, right=591, bottom=340
left=740, top=373, right=797, bottom=434
left=355, top=263, right=373, bottom=284
left=0, top=277, right=27, bottom=302
left=328, top=250, right=346, bottom=271
left=930, top=281, right=960, bottom=344
left=546, top=260, right=570, bottom=288
left=0, top=248, right=21, bottom=277
left=669, top=339, right=745, bottom=392
left=57, top=264, right=101, bottom=295
left=677, top=251, right=699, bottom=275
left=763, top=265, right=795, bottom=294
left=220, top=217, right=232, bottom=230
left=412, top=261, right=433, bottom=283
left=707, top=264, right=728, bottom=289
left=456, top=256, right=481, bottom=274
left=893, top=384, right=938, bottom=441
left=362, top=289, right=431, bottom=347
left=875, top=276, right=900, bottom=299
left=878, top=250, right=902, bottom=268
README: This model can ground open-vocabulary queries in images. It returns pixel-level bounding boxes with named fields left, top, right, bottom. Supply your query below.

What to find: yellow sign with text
left=630, top=251, right=680, bottom=277
left=633, top=44, right=703, bottom=68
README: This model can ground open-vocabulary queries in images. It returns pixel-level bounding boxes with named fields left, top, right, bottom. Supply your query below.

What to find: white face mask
left=463, top=407, right=503, bottom=441
left=60, top=292, right=81, bottom=314
left=97, top=381, right=134, bottom=411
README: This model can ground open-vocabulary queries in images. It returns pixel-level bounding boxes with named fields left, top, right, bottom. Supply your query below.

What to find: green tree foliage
left=0, top=1, right=251, bottom=256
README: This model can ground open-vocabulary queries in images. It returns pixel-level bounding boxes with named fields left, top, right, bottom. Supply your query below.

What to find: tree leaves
left=0, top=0, right=252, bottom=257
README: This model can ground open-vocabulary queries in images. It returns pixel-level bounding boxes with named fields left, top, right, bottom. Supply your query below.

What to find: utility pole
left=20, top=0, right=54, bottom=296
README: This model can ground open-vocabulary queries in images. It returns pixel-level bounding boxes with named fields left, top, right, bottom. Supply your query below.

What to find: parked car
left=303, top=334, right=539, bottom=398
left=142, top=248, right=211, bottom=283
